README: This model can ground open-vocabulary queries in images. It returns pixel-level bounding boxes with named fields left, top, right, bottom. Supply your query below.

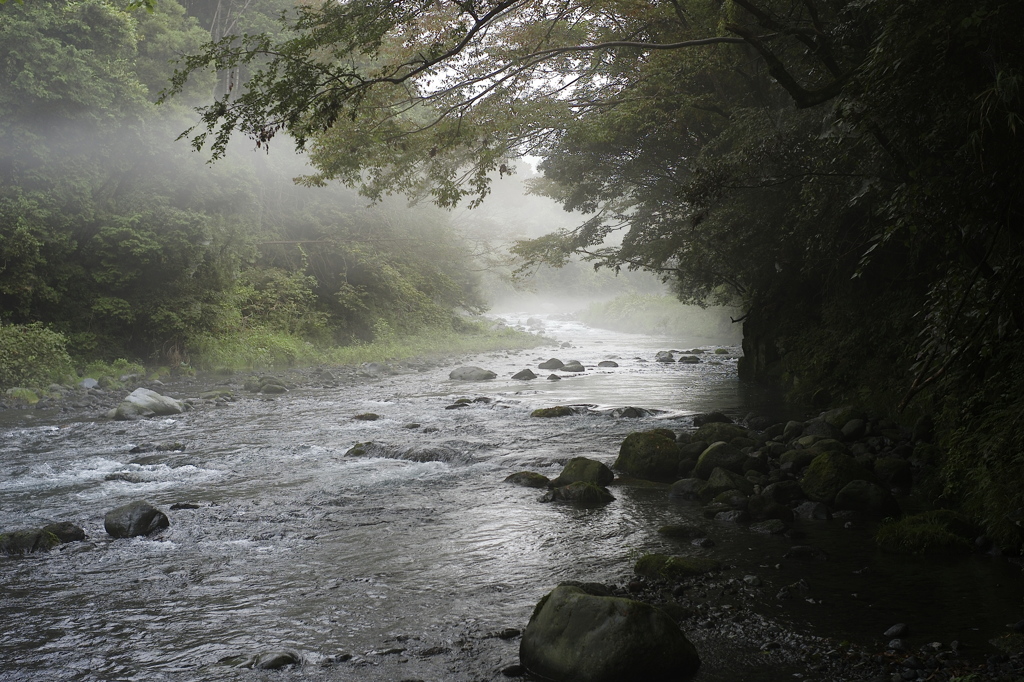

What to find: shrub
left=0, top=324, right=74, bottom=389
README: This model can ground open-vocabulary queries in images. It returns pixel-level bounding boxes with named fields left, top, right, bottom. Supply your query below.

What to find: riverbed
left=1, top=314, right=1022, bottom=681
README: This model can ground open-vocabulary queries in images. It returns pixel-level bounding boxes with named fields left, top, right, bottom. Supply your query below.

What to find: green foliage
left=0, top=323, right=74, bottom=389
left=875, top=511, right=976, bottom=555
left=80, top=358, right=146, bottom=380
left=578, top=295, right=741, bottom=343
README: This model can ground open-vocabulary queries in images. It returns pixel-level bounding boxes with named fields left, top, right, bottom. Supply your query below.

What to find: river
left=1, top=313, right=1022, bottom=681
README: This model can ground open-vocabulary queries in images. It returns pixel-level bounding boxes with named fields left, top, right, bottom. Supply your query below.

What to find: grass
left=188, top=319, right=551, bottom=373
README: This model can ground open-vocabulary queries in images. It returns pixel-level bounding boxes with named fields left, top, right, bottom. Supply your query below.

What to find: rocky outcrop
left=520, top=585, right=700, bottom=682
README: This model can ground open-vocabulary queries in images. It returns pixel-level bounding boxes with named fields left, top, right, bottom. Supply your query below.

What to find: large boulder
left=551, top=457, right=614, bottom=487
left=692, top=441, right=746, bottom=480
left=449, top=366, right=497, bottom=380
left=104, top=500, right=170, bottom=538
left=614, top=431, right=683, bottom=482
left=561, top=360, right=586, bottom=373
left=113, top=387, right=184, bottom=420
left=512, top=369, right=538, bottom=380
left=0, top=529, right=61, bottom=555
left=705, top=467, right=755, bottom=496
left=799, top=452, right=874, bottom=504
left=520, top=585, right=700, bottom=682
left=538, top=358, right=565, bottom=370
left=654, top=351, right=675, bottom=363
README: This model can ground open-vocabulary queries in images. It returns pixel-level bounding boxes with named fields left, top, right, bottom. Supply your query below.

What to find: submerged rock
left=531, top=406, right=576, bottom=418
left=0, top=529, right=61, bottom=555
left=520, top=585, right=700, bottom=682
left=104, top=500, right=169, bottom=538
left=541, top=482, right=615, bottom=505
left=504, top=471, right=551, bottom=488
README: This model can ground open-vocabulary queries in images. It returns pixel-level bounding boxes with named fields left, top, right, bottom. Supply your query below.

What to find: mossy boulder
left=613, top=431, right=683, bottom=482
left=820, top=405, right=867, bottom=429
left=634, top=554, right=721, bottom=580
left=834, top=480, right=901, bottom=518
left=875, top=510, right=976, bottom=554
left=42, top=521, right=86, bottom=543
left=692, top=441, right=746, bottom=480
left=551, top=457, right=614, bottom=487
left=705, top=467, right=755, bottom=496
left=0, top=529, right=61, bottom=554
left=693, top=422, right=749, bottom=444
left=449, top=366, right=497, bottom=380
left=779, top=449, right=817, bottom=471
left=520, top=585, right=700, bottom=682
left=504, top=471, right=551, bottom=488
left=808, top=438, right=851, bottom=456
left=874, top=455, right=913, bottom=488
left=799, top=452, right=874, bottom=504
left=532, top=406, right=576, bottom=418
left=541, top=482, right=615, bottom=505
left=4, top=387, right=39, bottom=404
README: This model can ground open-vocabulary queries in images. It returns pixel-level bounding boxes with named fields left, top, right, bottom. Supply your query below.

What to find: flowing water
left=1, top=314, right=1022, bottom=681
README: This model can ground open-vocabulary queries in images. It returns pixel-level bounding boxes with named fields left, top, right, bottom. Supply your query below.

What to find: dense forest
left=0, top=0, right=507, bottom=383
left=156, top=0, right=1023, bottom=546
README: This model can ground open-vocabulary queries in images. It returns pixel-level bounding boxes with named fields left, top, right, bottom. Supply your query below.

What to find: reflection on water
left=0, top=313, right=1020, bottom=681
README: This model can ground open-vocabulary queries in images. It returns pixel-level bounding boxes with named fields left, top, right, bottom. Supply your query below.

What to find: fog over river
left=1, top=314, right=1021, bottom=681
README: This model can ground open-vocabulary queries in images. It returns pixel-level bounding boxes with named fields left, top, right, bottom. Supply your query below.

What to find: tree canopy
left=165, top=0, right=1024, bottom=543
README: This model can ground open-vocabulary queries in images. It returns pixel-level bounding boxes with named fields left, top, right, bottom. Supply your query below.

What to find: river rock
left=598, top=360, right=619, bottom=367
left=561, top=360, right=585, bottom=373
left=692, top=422, right=749, bottom=444
left=112, top=387, right=184, bottom=420
left=614, top=430, right=683, bottom=481
left=834, top=480, right=901, bottom=518
left=547, top=374, right=561, bottom=381
left=692, top=441, right=746, bottom=480
left=635, top=553, right=721, bottom=580
left=761, top=480, right=804, bottom=506
left=532, top=406, right=575, bottom=418
left=520, top=585, right=700, bottom=682
left=541, top=482, right=615, bottom=505
left=677, top=355, right=700, bottom=364
left=449, top=366, right=497, bottom=380
left=802, top=418, right=843, bottom=440
left=42, top=521, right=86, bottom=543
left=799, top=452, right=874, bottom=504
left=252, top=651, right=299, bottom=670
left=705, top=467, right=755, bottom=496
left=874, top=455, right=913, bottom=488
left=669, top=478, right=709, bottom=502
left=693, top=411, right=733, bottom=427
left=512, top=369, right=538, bottom=380
left=793, top=501, right=833, bottom=520
left=820, top=405, right=867, bottom=429
left=538, top=358, right=564, bottom=370
left=610, top=406, right=650, bottom=418
left=0, top=528, right=62, bottom=554
left=782, top=420, right=805, bottom=441
left=505, top=471, right=551, bottom=488
left=655, top=351, right=675, bottom=363
left=104, top=500, right=170, bottom=538
left=551, top=457, right=614, bottom=487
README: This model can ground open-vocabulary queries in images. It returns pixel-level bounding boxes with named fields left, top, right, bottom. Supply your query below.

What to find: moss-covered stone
left=551, top=457, right=614, bottom=487
left=875, top=510, right=976, bottom=554
left=520, top=585, right=700, bottom=682
left=705, top=467, right=755, bottom=496
left=693, top=422, right=749, bottom=443
left=4, top=387, right=39, bottom=404
left=504, top=471, right=551, bottom=488
left=834, top=480, right=901, bottom=518
left=779, top=449, right=817, bottom=471
left=0, top=529, right=61, bottom=554
left=634, top=553, right=721, bottom=581
left=799, top=452, right=874, bottom=503
left=692, top=441, right=746, bottom=480
left=347, top=442, right=371, bottom=456
left=613, top=431, right=683, bottom=482
left=820, top=405, right=867, bottom=429
left=531, top=406, right=575, bottom=418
